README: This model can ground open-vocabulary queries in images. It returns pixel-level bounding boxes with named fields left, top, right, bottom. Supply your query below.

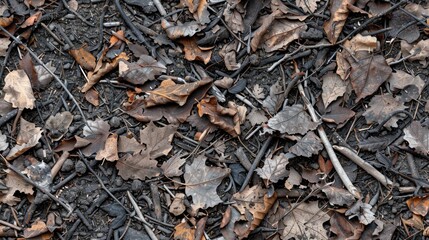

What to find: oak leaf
left=322, top=72, right=347, bottom=108
left=256, top=153, right=290, bottom=184
left=324, top=0, right=357, bottom=43
left=119, top=55, right=166, bottom=85
left=116, top=153, right=161, bottom=180
left=404, top=121, right=429, bottom=155
left=6, top=118, right=43, bottom=160
left=289, top=131, right=323, bottom=157
left=184, top=154, right=230, bottom=209
left=3, top=70, right=35, bottom=109
left=268, top=104, right=318, bottom=135
left=144, top=79, right=212, bottom=107
left=363, top=94, right=407, bottom=128
left=179, top=38, right=212, bottom=64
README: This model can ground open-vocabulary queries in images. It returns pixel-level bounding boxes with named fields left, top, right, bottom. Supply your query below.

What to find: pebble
left=35, top=148, right=52, bottom=161
left=73, top=115, right=82, bottom=121
left=109, top=116, right=121, bottom=128
left=62, top=159, right=74, bottom=172
left=391, top=207, right=397, bottom=214
left=131, top=180, right=143, bottom=191
left=75, top=161, right=87, bottom=175
left=115, top=177, right=123, bottom=187
left=63, top=63, right=72, bottom=69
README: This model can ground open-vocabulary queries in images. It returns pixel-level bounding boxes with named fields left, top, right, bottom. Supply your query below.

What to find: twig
left=297, top=84, right=360, bottom=198
left=0, top=219, right=22, bottom=231
left=267, top=48, right=303, bottom=72
left=153, top=0, right=166, bottom=16
left=127, top=191, right=158, bottom=240
left=61, top=0, right=95, bottom=26
left=333, top=145, right=394, bottom=188
left=406, top=152, right=422, bottom=194
left=51, top=151, right=70, bottom=180
left=239, top=136, right=273, bottom=192
left=0, top=109, right=18, bottom=128
left=0, top=26, right=89, bottom=129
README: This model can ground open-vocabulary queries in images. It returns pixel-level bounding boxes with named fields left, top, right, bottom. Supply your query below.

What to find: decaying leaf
left=363, top=94, right=407, bottom=128
left=345, top=199, right=375, bottom=225
left=161, top=153, right=187, bottom=177
left=262, top=80, right=284, bottom=115
left=85, top=88, right=100, bottom=106
left=284, top=167, right=302, bottom=190
left=34, top=61, right=56, bottom=89
left=223, top=3, right=244, bottom=33
left=116, top=152, right=161, bottom=180
left=45, top=111, right=73, bottom=141
left=256, top=153, right=290, bottom=184
left=183, top=0, right=210, bottom=24
left=402, top=214, right=424, bottom=231
left=348, top=53, right=392, bottom=101
left=144, top=79, right=212, bottom=107
left=3, top=70, right=35, bottom=109
left=252, top=84, right=265, bottom=99
left=0, top=38, right=10, bottom=57
left=161, top=19, right=204, bottom=39
left=6, top=118, right=43, bottom=160
left=388, top=10, right=420, bottom=43
left=289, top=131, right=323, bottom=157
left=19, top=52, right=38, bottom=90
left=187, top=113, right=218, bottom=133
left=24, top=0, right=44, bottom=8
left=343, top=34, right=378, bottom=53
left=404, top=121, right=429, bottom=155
left=21, top=11, right=42, bottom=28
left=322, top=186, right=355, bottom=206
left=407, top=195, right=429, bottom=217
left=322, top=102, right=355, bottom=124
left=95, top=133, right=119, bottom=161
left=388, top=70, right=425, bottom=101
left=282, top=201, right=330, bottom=239
left=140, top=121, right=176, bottom=158
left=330, top=212, right=364, bottom=239
left=0, top=131, right=8, bottom=151
left=119, top=55, right=166, bottom=85
left=400, top=39, right=429, bottom=65
left=69, top=46, right=96, bottom=71
left=54, top=136, right=91, bottom=152
left=214, top=76, right=234, bottom=89
left=268, top=104, right=318, bottom=135
left=81, top=119, right=110, bottom=156
left=247, top=108, right=268, bottom=126
left=322, top=72, right=347, bottom=108
left=297, top=0, right=321, bottom=13
left=23, top=218, right=49, bottom=239
left=184, top=154, right=230, bottom=209
left=179, top=38, right=212, bottom=64
left=169, top=193, right=186, bottom=216
left=324, top=0, right=357, bottom=43
left=219, top=40, right=240, bottom=71
left=0, top=170, right=34, bottom=205
left=197, top=96, right=241, bottom=137
left=174, top=221, right=205, bottom=240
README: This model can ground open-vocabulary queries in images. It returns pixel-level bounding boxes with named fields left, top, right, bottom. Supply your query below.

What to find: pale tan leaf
left=3, top=70, right=35, bottom=109
left=45, top=111, right=73, bottom=141
left=324, top=0, right=357, bottom=44
left=95, top=133, right=119, bottom=161
left=161, top=19, right=204, bottom=39
left=345, top=199, right=375, bottom=225
left=0, top=38, right=10, bottom=57
left=363, top=94, right=407, bottom=128
left=6, top=118, right=43, bottom=160
left=140, top=121, right=176, bottom=158
left=260, top=19, right=307, bottom=52
left=223, top=4, right=244, bottom=33
left=343, top=34, right=378, bottom=53
left=161, top=153, right=186, bottom=177
left=268, top=104, right=318, bottom=135
left=401, top=39, right=429, bottom=66
left=0, top=170, right=34, bottom=205
left=404, top=121, right=429, bottom=155
left=0, top=131, right=8, bottom=151
left=297, top=0, right=320, bottom=13
left=116, top=153, right=161, bottom=180
left=284, top=167, right=302, bottom=190
left=255, top=153, right=290, bottom=184
left=81, top=119, right=110, bottom=156
left=322, top=72, right=347, bottom=108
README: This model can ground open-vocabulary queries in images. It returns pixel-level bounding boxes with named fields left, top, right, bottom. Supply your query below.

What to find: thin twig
left=0, top=219, right=22, bottom=231
left=127, top=191, right=158, bottom=240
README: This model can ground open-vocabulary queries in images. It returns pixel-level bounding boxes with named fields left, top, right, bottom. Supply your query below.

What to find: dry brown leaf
left=119, top=55, right=166, bottom=85
left=3, top=69, right=35, bottom=109
left=0, top=38, right=10, bottom=57
left=24, top=0, right=44, bottom=8
left=81, top=51, right=129, bottom=92
left=186, top=113, right=218, bottom=133
left=68, top=0, right=78, bottom=11
left=343, top=34, right=378, bottom=53
left=402, top=214, right=424, bottom=231
left=404, top=121, right=429, bottom=155
left=174, top=221, right=206, bottom=240
left=247, top=108, right=268, bottom=126
left=81, top=119, right=110, bottom=156
left=336, top=51, right=351, bottom=80
left=322, top=186, right=355, bottom=206
left=69, top=47, right=96, bottom=71
left=169, top=193, right=186, bottom=216
left=262, top=80, right=284, bottom=115
left=256, top=153, right=290, bottom=185
left=45, top=111, right=73, bottom=141
left=219, top=40, right=240, bottom=71
left=363, top=94, right=407, bottom=128
left=289, top=131, right=323, bottom=157
left=6, top=118, right=43, bottom=160
left=117, top=135, right=144, bottom=154
left=282, top=201, right=330, bottom=239
left=116, top=152, right=161, bottom=180
left=23, top=218, right=49, bottom=239
left=84, top=88, right=100, bottom=106
left=109, top=30, right=125, bottom=48
left=34, top=61, right=56, bottom=89
left=388, top=70, right=425, bottom=102
left=345, top=199, right=375, bottom=225
left=140, top=121, right=176, bottom=158
left=184, top=0, right=210, bottom=24
left=197, top=96, right=241, bottom=137
left=0, top=16, right=13, bottom=27
left=95, top=133, right=119, bottom=161
left=144, top=79, right=212, bottom=107
left=223, top=3, right=244, bottom=33
left=407, top=195, right=429, bottom=217
left=324, top=0, right=357, bottom=44
left=161, top=19, right=204, bottom=39
left=284, top=167, right=302, bottom=190
left=184, top=154, right=230, bottom=209
left=0, top=170, right=34, bottom=205
left=322, top=72, right=347, bottom=108
left=54, top=136, right=91, bottom=152
left=297, top=0, right=320, bottom=13
left=19, top=52, right=39, bottom=90
left=388, top=10, right=420, bottom=43
left=348, top=53, right=392, bottom=101
left=401, top=39, right=429, bottom=66
left=21, top=11, right=42, bottom=28
left=330, top=212, right=364, bottom=239
left=161, top=153, right=187, bottom=177
left=322, top=103, right=355, bottom=124
left=214, top=76, right=234, bottom=89
left=179, top=38, right=212, bottom=64
left=268, top=104, right=318, bottom=135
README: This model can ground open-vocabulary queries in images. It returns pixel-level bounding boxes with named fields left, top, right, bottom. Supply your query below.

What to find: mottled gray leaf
left=268, top=104, right=318, bottom=135
left=289, top=131, right=323, bottom=157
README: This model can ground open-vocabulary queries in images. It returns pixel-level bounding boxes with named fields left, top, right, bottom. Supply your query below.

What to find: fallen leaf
left=348, top=53, right=392, bottom=101
left=174, top=221, right=205, bottom=240
left=161, top=153, right=187, bottom=177
left=81, top=51, right=129, bottom=92
left=324, top=0, right=357, bottom=43
left=45, top=111, right=73, bottom=141
left=169, top=193, right=186, bottom=216
left=21, top=11, right=42, bottom=28
left=161, top=19, right=204, bottom=39
left=34, top=61, right=56, bottom=89
left=388, top=70, right=425, bottom=101
left=23, top=218, right=48, bottom=239
left=220, top=206, right=242, bottom=239
left=24, top=0, right=44, bottom=8
left=0, top=16, right=13, bottom=27
left=116, top=152, right=161, bottom=180
left=81, top=119, right=110, bottom=156
left=297, top=0, right=320, bottom=13
left=19, top=52, right=39, bottom=90
left=268, top=104, right=318, bottom=135
left=0, top=131, right=8, bottom=151
left=247, top=108, right=268, bottom=126
left=214, top=76, right=234, bottom=89
left=6, top=118, right=43, bottom=160
left=252, top=84, right=265, bottom=99
left=144, top=79, right=212, bottom=107
left=289, top=131, right=323, bottom=157
left=186, top=113, right=218, bottom=133
left=322, top=72, right=347, bottom=108
left=322, top=186, right=355, bottom=206
left=404, top=121, right=429, bottom=155
left=183, top=0, right=210, bottom=24
left=95, top=133, right=119, bottom=161
left=68, top=0, right=78, bottom=11
left=140, top=121, right=176, bottom=158
left=322, top=102, right=355, bottom=124
left=179, top=38, right=212, bottom=64
left=0, top=170, right=34, bottom=205
left=402, top=214, right=424, bottom=231
left=262, top=80, right=284, bottom=115
left=284, top=167, right=302, bottom=190
left=330, top=212, right=364, bottom=239
left=388, top=10, right=420, bottom=43
left=407, top=195, right=429, bottom=217
left=3, top=69, right=35, bottom=109
left=219, top=40, right=240, bottom=71
left=400, top=39, right=429, bottom=66
left=184, top=154, right=230, bottom=209
left=358, top=134, right=399, bottom=152
left=363, top=94, right=407, bottom=128
left=344, top=34, right=378, bottom=54
left=282, top=201, right=330, bottom=239
left=0, top=38, right=10, bottom=57
left=69, top=46, right=96, bottom=71
left=223, top=3, right=244, bottom=33
left=336, top=51, right=351, bottom=80
left=84, top=88, right=100, bottom=106
left=119, top=55, right=166, bottom=85
left=54, top=136, right=91, bottom=152
left=197, top=96, right=241, bottom=137
left=117, top=135, right=143, bottom=154
left=256, top=153, right=290, bottom=184
left=345, top=199, right=375, bottom=225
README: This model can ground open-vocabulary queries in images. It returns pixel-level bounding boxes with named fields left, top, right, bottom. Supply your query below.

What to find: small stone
left=131, top=180, right=142, bottom=191
left=75, top=161, right=87, bottom=175
left=61, top=159, right=74, bottom=172
left=73, top=115, right=82, bottom=121
left=115, top=177, right=123, bottom=187
left=35, top=148, right=52, bottom=161
left=63, top=63, right=71, bottom=69
left=249, top=54, right=259, bottom=65
left=97, top=233, right=104, bottom=238
left=109, top=116, right=121, bottom=128
left=391, top=207, right=397, bottom=214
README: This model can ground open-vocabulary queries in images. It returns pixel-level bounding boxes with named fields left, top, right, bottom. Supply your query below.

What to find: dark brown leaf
left=363, top=94, right=407, bottom=128
left=116, top=153, right=161, bottom=180
left=19, top=52, right=39, bottom=90
left=119, top=55, right=166, bottom=85
left=322, top=103, right=355, bottom=124
left=81, top=119, right=110, bottom=156
left=330, top=212, right=364, bottom=239
left=324, top=0, right=357, bottom=43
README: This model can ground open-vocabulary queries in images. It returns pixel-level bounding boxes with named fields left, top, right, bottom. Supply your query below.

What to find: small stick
left=153, top=0, right=167, bottom=16
left=150, top=183, right=162, bottom=221
left=0, top=219, right=22, bottom=231
left=0, top=109, right=18, bottom=128
left=333, top=145, right=393, bottom=188
left=61, top=0, right=95, bottom=26
left=51, top=151, right=70, bottom=180
left=267, top=48, right=302, bottom=72
left=127, top=191, right=158, bottom=240
left=297, top=84, right=360, bottom=198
